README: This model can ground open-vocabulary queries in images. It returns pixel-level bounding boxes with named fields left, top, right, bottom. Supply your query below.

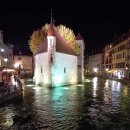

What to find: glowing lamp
left=4, top=58, right=8, bottom=62
left=106, top=68, right=109, bottom=71
left=1, top=49, right=4, bottom=52
left=93, top=68, right=98, bottom=73
left=14, top=63, right=19, bottom=68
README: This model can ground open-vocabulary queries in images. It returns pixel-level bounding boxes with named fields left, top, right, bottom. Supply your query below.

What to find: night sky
left=0, top=1, right=130, bottom=55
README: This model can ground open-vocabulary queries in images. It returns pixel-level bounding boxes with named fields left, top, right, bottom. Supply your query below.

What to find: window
left=50, top=39, right=53, bottom=47
left=41, top=66, right=42, bottom=73
left=18, top=57, right=21, bottom=60
left=64, top=67, right=66, bottom=73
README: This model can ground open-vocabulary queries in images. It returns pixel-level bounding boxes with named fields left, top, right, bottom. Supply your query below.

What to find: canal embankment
left=0, top=78, right=23, bottom=105
left=85, top=75, right=130, bottom=85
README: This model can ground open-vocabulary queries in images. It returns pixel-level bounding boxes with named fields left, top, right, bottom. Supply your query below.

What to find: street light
left=3, top=58, right=8, bottom=83
left=4, top=58, right=8, bottom=67
left=106, top=68, right=109, bottom=71
left=4, top=58, right=8, bottom=62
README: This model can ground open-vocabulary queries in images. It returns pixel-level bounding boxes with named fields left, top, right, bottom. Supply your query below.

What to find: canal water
left=0, top=77, right=130, bottom=130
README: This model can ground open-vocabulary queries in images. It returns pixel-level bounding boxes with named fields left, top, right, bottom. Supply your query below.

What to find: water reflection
left=0, top=108, right=14, bottom=128
left=92, top=77, right=98, bottom=97
left=0, top=77, right=130, bottom=129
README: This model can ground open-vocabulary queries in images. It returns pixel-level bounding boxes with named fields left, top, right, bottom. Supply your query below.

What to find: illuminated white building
left=33, top=24, right=85, bottom=86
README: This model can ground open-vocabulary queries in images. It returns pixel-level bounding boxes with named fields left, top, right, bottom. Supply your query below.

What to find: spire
left=51, top=9, right=53, bottom=24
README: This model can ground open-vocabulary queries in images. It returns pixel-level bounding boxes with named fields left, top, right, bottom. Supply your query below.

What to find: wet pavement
left=0, top=77, right=130, bottom=130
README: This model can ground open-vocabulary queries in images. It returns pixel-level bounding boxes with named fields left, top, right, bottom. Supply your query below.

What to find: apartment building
left=111, top=37, right=130, bottom=79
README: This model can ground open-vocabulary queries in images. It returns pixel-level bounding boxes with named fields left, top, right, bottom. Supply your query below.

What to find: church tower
left=76, top=33, right=85, bottom=82
left=47, top=24, right=56, bottom=86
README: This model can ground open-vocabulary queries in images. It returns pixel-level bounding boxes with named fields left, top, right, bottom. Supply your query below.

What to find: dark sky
left=0, top=1, right=130, bottom=55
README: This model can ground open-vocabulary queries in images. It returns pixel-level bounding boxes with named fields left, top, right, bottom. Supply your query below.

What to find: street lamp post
left=4, top=58, right=8, bottom=83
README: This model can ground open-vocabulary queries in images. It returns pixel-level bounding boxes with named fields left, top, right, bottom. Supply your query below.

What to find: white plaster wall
left=52, top=52, right=77, bottom=86
left=34, top=52, right=51, bottom=85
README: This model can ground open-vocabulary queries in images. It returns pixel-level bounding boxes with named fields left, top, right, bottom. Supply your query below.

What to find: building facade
left=87, top=53, right=103, bottom=75
left=0, top=30, right=13, bottom=68
left=0, top=30, right=16, bottom=83
left=13, top=55, right=33, bottom=75
left=111, top=37, right=130, bottom=79
left=76, top=33, right=85, bottom=82
left=102, top=43, right=113, bottom=75
left=33, top=24, right=84, bottom=86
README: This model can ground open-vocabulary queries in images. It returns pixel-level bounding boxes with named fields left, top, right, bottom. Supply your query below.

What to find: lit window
left=41, top=66, right=42, bottom=73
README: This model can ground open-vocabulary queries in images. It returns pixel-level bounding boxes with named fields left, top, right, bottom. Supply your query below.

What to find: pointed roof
left=48, top=24, right=55, bottom=36
left=76, top=33, right=84, bottom=40
left=36, top=24, right=77, bottom=56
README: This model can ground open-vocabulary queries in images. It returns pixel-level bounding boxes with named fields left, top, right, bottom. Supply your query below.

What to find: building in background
left=13, top=55, right=33, bottom=76
left=86, top=53, right=103, bottom=75
left=0, top=30, right=13, bottom=68
left=0, top=30, right=16, bottom=83
left=76, top=33, right=85, bottom=82
left=102, top=43, right=113, bottom=76
left=111, top=36, right=130, bottom=79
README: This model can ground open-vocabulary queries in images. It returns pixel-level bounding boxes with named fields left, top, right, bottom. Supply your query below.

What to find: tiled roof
left=76, top=33, right=84, bottom=40
left=36, top=24, right=77, bottom=56
left=48, top=24, right=55, bottom=36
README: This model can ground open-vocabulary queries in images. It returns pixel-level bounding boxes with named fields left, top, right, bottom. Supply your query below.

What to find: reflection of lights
left=117, top=72, right=121, bottom=79
left=126, top=67, right=128, bottom=70
left=0, top=113, right=14, bottom=127
left=92, top=77, right=98, bottom=97
left=26, top=84, right=34, bottom=87
left=84, top=79, right=91, bottom=82
left=93, top=68, right=98, bottom=73
left=27, top=78, right=33, bottom=81
left=63, top=87, right=69, bottom=90
left=52, top=87, right=63, bottom=100
left=33, top=87, right=41, bottom=90
left=105, top=80, right=109, bottom=88
left=77, top=84, right=84, bottom=86
left=124, top=87, right=128, bottom=96
left=112, top=81, right=121, bottom=92
left=33, top=87, right=42, bottom=94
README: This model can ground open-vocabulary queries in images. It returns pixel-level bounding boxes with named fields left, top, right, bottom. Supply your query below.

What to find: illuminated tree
left=28, top=28, right=47, bottom=54
left=29, top=24, right=80, bottom=54
left=57, top=25, right=80, bottom=54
